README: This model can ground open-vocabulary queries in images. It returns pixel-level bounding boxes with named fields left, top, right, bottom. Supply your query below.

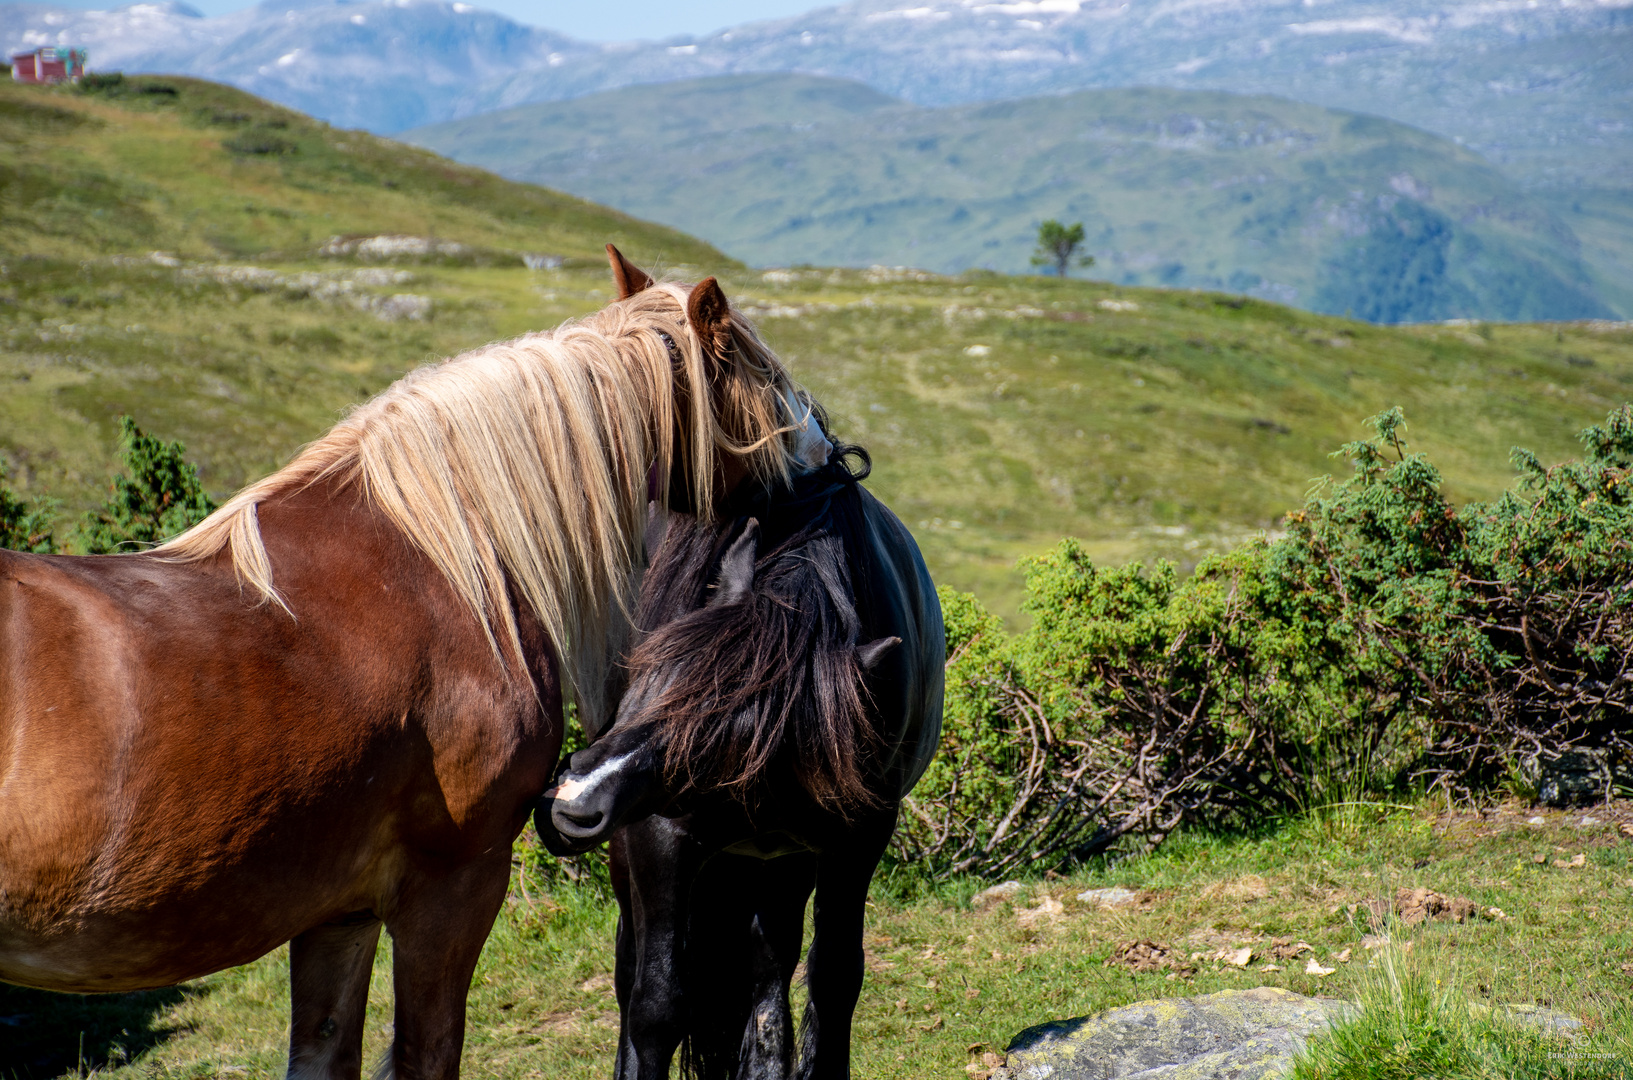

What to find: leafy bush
left=896, top=407, right=1633, bottom=877
left=0, top=464, right=57, bottom=553
left=79, top=416, right=217, bottom=553
left=1280, top=406, right=1633, bottom=802
left=897, top=543, right=1381, bottom=877
left=77, top=72, right=124, bottom=93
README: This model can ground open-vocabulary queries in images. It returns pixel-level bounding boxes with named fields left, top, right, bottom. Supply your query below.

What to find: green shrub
left=897, top=540, right=1387, bottom=876
left=79, top=416, right=217, bottom=553
left=0, top=463, right=57, bottom=553
left=896, top=407, right=1633, bottom=877
left=1279, top=405, right=1633, bottom=802
left=77, top=72, right=125, bottom=94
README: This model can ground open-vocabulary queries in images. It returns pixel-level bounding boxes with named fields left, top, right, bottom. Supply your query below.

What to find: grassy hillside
left=0, top=74, right=726, bottom=265
left=406, top=77, right=1620, bottom=323
left=3, top=76, right=1633, bottom=622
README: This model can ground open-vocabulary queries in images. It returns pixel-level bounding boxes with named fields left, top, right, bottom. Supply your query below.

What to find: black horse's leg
left=286, top=912, right=381, bottom=1080
left=738, top=853, right=817, bottom=1080
left=795, top=808, right=899, bottom=1080
left=681, top=851, right=762, bottom=1079
left=609, top=816, right=708, bottom=1080
left=610, top=827, right=637, bottom=1045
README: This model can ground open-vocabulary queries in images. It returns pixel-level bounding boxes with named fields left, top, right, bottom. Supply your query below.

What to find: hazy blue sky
left=33, top=0, right=830, bottom=38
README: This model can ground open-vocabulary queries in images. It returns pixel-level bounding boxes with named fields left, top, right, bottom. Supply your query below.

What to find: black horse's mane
left=622, top=442, right=880, bottom=811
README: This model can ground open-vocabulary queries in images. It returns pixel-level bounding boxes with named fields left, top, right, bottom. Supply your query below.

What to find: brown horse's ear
left=686, top=276, right=734, bottom=359
left=607, top=244, right=654, bottom=299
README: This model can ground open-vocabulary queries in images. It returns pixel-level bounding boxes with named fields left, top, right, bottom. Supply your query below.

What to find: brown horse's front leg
left=287, top=912, right=382, bottom=1080
left=382, top=850, right=512, bottom=1079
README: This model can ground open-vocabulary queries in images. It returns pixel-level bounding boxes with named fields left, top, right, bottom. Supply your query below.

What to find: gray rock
left=1077, top=886, right=1140, bottom=908
left=1480, top=1003, right=1584, bottom=1036
left=992, top=987, right=1355, bottom=1080
left=1533, top=749, right=1614, bottom=808
left=991, top=989, right=1583, bottom=1080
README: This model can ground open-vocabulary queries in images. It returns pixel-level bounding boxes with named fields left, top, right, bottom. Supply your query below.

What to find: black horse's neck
left=721, top=442, right=869, bottom=549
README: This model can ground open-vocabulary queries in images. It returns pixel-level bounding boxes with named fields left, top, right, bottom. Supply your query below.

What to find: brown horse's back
left=0, top=481, right=560, bottom=993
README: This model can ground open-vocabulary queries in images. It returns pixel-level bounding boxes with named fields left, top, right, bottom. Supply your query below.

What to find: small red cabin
left=10, top=47, right=88, bottom=85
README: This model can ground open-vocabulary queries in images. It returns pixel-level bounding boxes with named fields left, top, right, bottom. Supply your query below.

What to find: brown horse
left=0, top=248, right=824, bottom=1078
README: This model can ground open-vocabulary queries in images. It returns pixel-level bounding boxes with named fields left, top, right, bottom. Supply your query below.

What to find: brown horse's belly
left=0, top=547, right=542, bottom=993
left=0, top=607, right=407, bottom=992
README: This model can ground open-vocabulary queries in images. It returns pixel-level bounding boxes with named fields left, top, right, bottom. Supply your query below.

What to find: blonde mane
left=162, top=282, right=814, bottom=729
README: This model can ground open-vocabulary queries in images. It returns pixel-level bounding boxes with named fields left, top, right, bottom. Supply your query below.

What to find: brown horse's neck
left=250, top=477, right=552, bottom=679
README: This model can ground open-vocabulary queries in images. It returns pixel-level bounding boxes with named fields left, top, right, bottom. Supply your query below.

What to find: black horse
left=537, top=452, right=943, bottom=1079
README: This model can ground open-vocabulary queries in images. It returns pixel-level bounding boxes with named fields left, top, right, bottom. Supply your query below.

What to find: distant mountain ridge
left=1, top=0, right=587, bottom=132
left=6, top=0, right=1628, bottom=312
left=406, top=74, right=1617, bottom=323
left=3, top=0, right=1627, bottom=187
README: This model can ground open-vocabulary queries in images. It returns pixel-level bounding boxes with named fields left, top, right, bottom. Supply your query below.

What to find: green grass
left=6, top=802, right=1629, bottom=1078
left=1291, top=941, right=1633, bottom=1080
left=0, top=76, right=725, bottom=266
left=7, top=254, right=1633, bottom=620
left=7, top=75, right=1633, bottom=619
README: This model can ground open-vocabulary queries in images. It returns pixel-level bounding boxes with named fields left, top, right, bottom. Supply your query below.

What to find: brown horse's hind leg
left=287, top=912, right=383, bottom=1080
left=381, top=852, right=511, bottom=1080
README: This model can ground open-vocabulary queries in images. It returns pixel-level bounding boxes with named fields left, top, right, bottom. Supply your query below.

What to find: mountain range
left=4, top=0, right=1627, bottom=189
left=406, top=74, right=1615, bottom=322
left=4, top=0, right=1628, bottom=317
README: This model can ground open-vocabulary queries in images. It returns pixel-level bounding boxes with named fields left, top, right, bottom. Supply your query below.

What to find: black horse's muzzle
left=532, top=749, right=659, bottom=855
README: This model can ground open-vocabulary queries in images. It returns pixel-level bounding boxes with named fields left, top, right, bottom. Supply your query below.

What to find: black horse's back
left=849, top=484, right=944, bottom=799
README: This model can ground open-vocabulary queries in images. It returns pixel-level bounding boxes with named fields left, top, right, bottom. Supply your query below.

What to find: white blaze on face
left=549, top=752, right=635, bottom=805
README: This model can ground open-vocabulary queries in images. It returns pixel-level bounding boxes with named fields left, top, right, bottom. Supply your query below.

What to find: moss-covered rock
left=993, top=987, right=1355, bottom=1080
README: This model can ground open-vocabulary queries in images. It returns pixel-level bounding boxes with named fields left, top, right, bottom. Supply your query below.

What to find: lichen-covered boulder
left=993, top=987, right=1356, bottom=1080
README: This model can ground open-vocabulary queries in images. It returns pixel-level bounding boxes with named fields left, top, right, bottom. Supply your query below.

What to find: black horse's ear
left=709, top=520, right=759, bottom=607
left=686, top=276, right=733, bottom=359
left=608, top=244, right=654, bottom=299
left=857, top=636, right=901, bottom=672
